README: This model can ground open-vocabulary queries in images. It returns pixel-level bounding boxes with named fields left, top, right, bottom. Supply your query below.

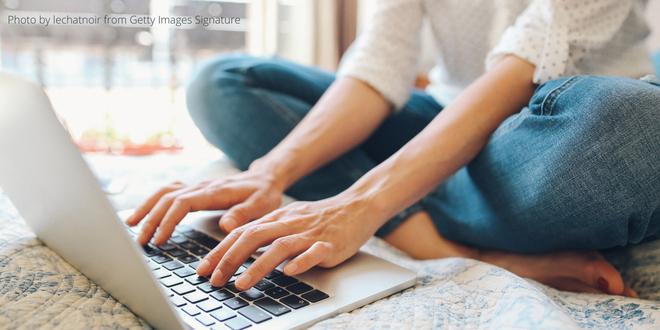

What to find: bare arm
left=200, top=55, right=538, bottom=290
left=347, top=55, right=537, bottom=222
left=127, top=76, right=390, bottom=245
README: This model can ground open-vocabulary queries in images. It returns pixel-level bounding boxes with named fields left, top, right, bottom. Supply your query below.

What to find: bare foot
left=383, top=211, right=638, bottom=298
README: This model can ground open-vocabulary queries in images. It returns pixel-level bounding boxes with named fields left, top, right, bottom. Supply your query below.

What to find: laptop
left=0, top=73, right=417, bottom=330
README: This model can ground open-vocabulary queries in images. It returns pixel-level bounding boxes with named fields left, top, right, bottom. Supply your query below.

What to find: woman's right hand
left=125, top=168, right=286, bottom=246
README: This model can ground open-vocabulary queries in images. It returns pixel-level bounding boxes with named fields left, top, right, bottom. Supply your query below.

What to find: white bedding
left=1, top=154, right=659, bottom=329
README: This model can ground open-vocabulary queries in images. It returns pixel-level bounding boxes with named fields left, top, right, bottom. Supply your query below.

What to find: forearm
left=345, top=56, right=537, bottom=224
left=250, top=76, right=391, bottom=192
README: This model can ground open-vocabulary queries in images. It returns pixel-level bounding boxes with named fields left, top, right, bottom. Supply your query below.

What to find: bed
left=2, top=151, right=660, bottom=330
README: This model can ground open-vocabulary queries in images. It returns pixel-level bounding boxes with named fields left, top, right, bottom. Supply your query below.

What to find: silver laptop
left=0, top=73, right=417, bottom=330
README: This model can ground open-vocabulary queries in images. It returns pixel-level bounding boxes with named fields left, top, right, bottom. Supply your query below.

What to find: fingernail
left=197, top=260, right=210, bottom=275
left=210, top=269, right=224, bottom=286
left=223, top=218, right=237, bottom=232
left=235, top=273, right=252, bottom=290
left=598, top=277, right=609, bottom=293
left=284, top=262, right=298, bottom=275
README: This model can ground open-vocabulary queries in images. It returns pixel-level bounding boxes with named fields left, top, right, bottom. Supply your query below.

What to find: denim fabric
left=187, top=54, right=660, bottom=253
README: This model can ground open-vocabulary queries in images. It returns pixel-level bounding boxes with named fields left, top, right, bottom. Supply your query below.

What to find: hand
left=195, top=193, right=382, bottom=291
left=125, top=169, right=285, bottom=246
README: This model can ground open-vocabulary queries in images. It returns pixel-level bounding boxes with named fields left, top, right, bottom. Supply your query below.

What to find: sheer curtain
left=247, top=0, right=357, bottom=70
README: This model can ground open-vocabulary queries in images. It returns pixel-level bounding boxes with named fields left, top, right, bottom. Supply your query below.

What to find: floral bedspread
left=2, top=154, right=660, bottom=329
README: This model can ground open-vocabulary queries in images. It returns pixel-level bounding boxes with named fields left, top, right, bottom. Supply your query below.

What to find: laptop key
left=302, top=289, right=330, bottom=303
left=210, top=308, right=236, bottom=322
left=234, top=265, right=247, bottom=276
left=286, top=282, right=313, bottom=295
left=254, top=297, right=291, bottom=316
left=160, top=277, right=183, bottom=287
left=157, top=242, right=178, bottom=251
left=264, top=269, right=282, bottom=279
left=198, top=282, right=220, bottom=293
left=185, top=276, right=208, bottom=286
left=174, top=267, right=196, bottom=278
left=181, top=304, right=201, bottom=316
left=171, top=283, right=196, bottom=295
left=179, top=241, right=199, bottom=250
left=169, top=295, right=187, bottom=307
left=253, top=279, right=275, bottom=291
left=210, top=289, right=234, bottom=301
left=225, top=283, right=241, bottom=293
left=179, top=255, right=199, bottom=264
left=184, top=291, right=209, bottom=304
left=224, top=297, right=249, bottom=310
left=169, top=236, right=189, bottom=244
left=183, top=230, right=205, bottom=239
left=280, top=295, right=310, bottom=309
left=189, top=247, right=209, bottom=256
left=151, top=255, right=173, bottom=264
left=224, top=317, right=252, bottom=330
left=238, top=305, right=271, bottom=324
left=239, top=288, right=264, bottom=301
left=271, top=276, right=298, bottom=287
left=142, top=245, right=162, bottom=257
left=153, top=268, right=171, bottom=279
left=167, top=248, right=188, bottom=258
left=195, top=314, right=216, bottom=327
left=197, top=299, right=223, bottom=312
left=264, top=287, right=289, bottom=299
left=175, top=225, right=194, bottom=234
left=188, top=260, right=202, bottom=269
left=195, top=236, right=219, bottom=249
left=147, top=261, right=160, bottom=270
left=162, top=260, right=184, bottom=271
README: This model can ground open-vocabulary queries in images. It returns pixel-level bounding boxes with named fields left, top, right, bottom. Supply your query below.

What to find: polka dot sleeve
left=486, top=0, right=638, bottom=84
left=336, top=0, right=424, bottom=111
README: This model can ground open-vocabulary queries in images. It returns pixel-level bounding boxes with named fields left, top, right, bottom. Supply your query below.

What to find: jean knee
left=186, top=53, right=253, bottom=119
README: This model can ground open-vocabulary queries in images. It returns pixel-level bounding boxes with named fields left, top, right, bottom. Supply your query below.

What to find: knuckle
left=272, top=236, right=295, bottom=252
left=226, top=228, right=244, bottom=241
left=172, top=194, right=192, bottom=206
left=248, top=260, right=267, bottom=275
left=231, top=206, right=250, bottom=221
left=241, top=225, right=265, bottom=241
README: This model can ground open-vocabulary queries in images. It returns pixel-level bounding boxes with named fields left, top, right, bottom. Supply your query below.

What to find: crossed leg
left=384, top=211, right=638, bottom=298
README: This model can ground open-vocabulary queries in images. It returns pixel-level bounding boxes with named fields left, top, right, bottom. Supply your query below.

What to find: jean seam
left=540, top=76, right=584, bottom=116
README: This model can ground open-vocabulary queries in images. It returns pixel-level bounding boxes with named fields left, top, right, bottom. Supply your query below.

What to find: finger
left=137, top=183, right=207, bottom=245
left=196, top=227, right=243, bottom=277
left=234, top=234, right=310, bottom=290
left=125, top=181, right=185, bottom=226
left=153, top=188, right=227, bottom=245
left=622, top=287, right=639, bottom=299
left=207, top=221, right=292, bottom=288
left=220, top=191, right=278, bottom=232
left=283, top=241, right=333, bottom=276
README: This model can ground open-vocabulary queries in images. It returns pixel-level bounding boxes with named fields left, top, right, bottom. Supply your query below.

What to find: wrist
left=248, top=149, right=299, bottom=193
left=337, top=175, right=396, bottom=232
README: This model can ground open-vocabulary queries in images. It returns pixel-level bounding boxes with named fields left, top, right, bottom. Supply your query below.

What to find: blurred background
left=0, top=0, right=368, bottom=156
left=0, top=0, right=659, bottom=158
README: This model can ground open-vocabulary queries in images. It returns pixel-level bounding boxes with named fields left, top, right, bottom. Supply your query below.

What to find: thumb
left=220, top=191, right=277, bottom=232
left=221, top=203, right=251, bottom=232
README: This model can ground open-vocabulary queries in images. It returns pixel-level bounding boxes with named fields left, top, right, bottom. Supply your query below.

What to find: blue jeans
left=186, top=54, right=660, bottom=254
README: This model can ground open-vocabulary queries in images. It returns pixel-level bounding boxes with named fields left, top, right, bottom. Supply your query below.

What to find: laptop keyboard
left=126, top=224, right=329, bottom=329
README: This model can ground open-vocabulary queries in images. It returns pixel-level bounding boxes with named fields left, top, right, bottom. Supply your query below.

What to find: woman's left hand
left=195, top=192, right=382, bottom=291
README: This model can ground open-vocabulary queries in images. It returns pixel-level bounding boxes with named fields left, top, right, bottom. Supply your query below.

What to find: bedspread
left=2, top=154, right=660, bottom=330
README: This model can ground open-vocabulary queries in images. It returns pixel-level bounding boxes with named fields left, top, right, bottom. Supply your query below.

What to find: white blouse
left=337, top=0, right=655, bottom=110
